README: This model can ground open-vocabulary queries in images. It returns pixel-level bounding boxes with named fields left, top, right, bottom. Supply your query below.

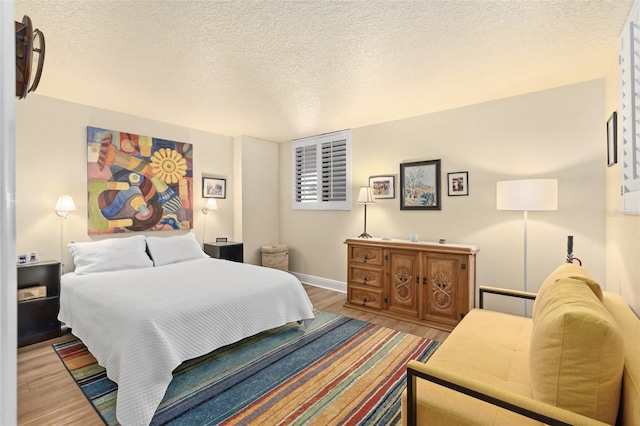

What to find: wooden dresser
left=344, top=238, right=478, bottom=331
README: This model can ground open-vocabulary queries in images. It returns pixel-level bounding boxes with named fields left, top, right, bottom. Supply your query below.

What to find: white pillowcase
left=68, top=235, right=153, bottom=275
left=145, top=233, right=208, bottom=266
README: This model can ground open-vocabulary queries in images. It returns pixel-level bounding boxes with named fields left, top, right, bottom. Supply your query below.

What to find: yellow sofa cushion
left=530, top=267, right=624, bottom=424
left=402, top=308, right=539, bottom=425
left=533, top=264, right=602, bottom=320
left=603, top=292, right=640, bottom=426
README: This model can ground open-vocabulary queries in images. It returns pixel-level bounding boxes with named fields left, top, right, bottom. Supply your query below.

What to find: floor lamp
left=202, top=198, right=218, bottom=245
left=55, top=195, right=76, bottom=272
left=356, top=187, right=376, bottom=238
left=496, top=179, right=557, bottom=316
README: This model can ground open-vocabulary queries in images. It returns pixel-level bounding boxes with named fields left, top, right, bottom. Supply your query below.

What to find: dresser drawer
left=349, top=266, right=383, bottom=288
left=348, top=287, right=383, bottom=310
left=349, top=245, right=383, bottom=266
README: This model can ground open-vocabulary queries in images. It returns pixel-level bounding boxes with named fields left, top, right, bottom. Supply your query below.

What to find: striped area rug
left=53, top=310, right=440, bottom=425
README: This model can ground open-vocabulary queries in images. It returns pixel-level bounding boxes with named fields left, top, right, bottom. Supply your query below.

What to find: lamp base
left=357, top=232, right=373, bottom=238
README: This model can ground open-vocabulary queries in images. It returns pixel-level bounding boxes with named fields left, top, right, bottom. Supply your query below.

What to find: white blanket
left=58, top=258, right=315, bottom=426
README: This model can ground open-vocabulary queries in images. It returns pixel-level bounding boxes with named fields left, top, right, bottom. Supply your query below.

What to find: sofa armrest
left=406, top=360, right=609, bottom=426
left=478, top=286, right=537, bottom=309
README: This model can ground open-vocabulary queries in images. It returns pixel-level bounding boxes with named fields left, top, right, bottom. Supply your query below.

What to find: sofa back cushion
left=530, top=265, right=624, bottom=424
left=532, top=263, right=603, bottom=319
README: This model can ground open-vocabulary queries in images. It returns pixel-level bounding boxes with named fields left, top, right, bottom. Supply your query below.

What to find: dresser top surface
left=344, top=238, right=479, bottom=253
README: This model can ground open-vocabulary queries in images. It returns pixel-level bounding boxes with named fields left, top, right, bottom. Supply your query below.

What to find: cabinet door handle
left=415, top=276, right=419, bottom=284
left=363, top=276, right=368, bottom=284
left=423, top=277, right=427, bottom=285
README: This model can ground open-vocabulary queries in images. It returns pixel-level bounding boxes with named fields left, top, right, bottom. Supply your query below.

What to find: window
left=620, top=5, right=640, bottom=215
left=292, top=129, right=351, bottom=210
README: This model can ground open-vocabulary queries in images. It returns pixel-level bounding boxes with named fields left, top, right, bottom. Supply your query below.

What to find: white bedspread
left=58, top=258, right=315, bottom=426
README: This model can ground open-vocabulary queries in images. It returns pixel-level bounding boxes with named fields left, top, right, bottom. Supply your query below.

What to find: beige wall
left=16, top=82, right=636, bottom=316
left=234, top=135, right=280, bottom=265
left=280, top=80, right=607, bottom=314
left=15, top=95, right=235, bottom=270
left=605, top=47, right=640, bottom=314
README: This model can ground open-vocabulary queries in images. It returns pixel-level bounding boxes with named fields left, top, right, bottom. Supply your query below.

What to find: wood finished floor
left=17, top=284, right=449, bottom=425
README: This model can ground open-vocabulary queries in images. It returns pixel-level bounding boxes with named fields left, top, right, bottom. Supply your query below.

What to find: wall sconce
left=356, top=187, right=376, bottom=238
left=202, top=198, right=218, bottom=244
left=202, top=198, right=218, bottom=214
left=55, top=195, right=76, bottom=218
left=15, top=15, right=46, bottom=99
left=55, top=195, right=76, bottom=271
left=496, top=178, right=558, bottom=316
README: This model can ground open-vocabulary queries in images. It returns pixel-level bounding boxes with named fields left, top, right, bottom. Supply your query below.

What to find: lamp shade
left=203, top=198, right=218, bottom=214
left=356, top=187, right=376, bottom=205
left=55, top=195, right=76, bottom=215
left=496, top=179, right=558, bottom=211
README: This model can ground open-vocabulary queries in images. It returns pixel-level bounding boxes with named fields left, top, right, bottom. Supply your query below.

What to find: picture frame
left=447, top=171, right=469, bottom=196
left=202, top=177, right=226, bottom=199
left=400, top=159, right=441, bottom=210
left=607, top=111, right=617, bottom=167
left=215, top=237, right=228, bottom=243
left=368, top=175, right=395, bottom=199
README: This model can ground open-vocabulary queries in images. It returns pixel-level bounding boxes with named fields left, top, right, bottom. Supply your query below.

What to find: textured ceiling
left=15, top=0, right=633, bottom=142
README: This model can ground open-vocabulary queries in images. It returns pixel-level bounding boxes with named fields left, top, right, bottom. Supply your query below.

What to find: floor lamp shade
left=496, top=179, right=558, bottom=211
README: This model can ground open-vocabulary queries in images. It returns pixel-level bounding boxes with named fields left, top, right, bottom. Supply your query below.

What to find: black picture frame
left=400, top=159, right=441, bottom=210
left=447, top=171, right=469, bottom=196
left=607, top=111, right=617, bottom=167
left=202, top=177, right=226, bottom=199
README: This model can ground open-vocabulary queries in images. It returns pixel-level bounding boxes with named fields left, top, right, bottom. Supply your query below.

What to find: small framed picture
left=607, top=111, right=617, bottom=167
left=202, top=177, right=226, bottom=199
left=368, top=175, right=395, bottom=199
left=447, top=172, right=469, bottom=196
left=400, top=159, right=441, bottom=210
left=216, top=237, right=228, bottom=243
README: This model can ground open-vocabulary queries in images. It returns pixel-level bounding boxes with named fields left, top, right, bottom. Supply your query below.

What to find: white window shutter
left=620, top=6, right=640, bottom=215
left=295, top=144, right=318, bottom=203
left=292, top=130, right=351, bottom=210
left=321, top=138, right=347, bottom=202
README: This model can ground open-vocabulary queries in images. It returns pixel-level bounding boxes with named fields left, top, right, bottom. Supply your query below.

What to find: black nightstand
left=204, top=242, right=244, bottom=263
left=17, top=260, right=61, bottom=347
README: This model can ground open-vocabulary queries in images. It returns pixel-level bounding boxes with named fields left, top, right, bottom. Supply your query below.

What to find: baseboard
left=290, top=272, right=346, bottom=293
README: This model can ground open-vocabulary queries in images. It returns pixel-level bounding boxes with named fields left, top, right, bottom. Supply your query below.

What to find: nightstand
left=204, top=242, right=244, bottom=262
left=17, top=260, right=62, bottom=347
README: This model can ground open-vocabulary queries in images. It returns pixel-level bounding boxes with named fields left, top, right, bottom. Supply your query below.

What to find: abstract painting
left=87, top=127, right=193, bottom=234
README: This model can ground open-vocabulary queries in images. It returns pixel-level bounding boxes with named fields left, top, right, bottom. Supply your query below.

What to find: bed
left=58, top=234, right=315, bottom=426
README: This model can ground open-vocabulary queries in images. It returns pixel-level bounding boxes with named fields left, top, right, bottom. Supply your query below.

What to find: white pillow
left=145, top=233, right=208, bottom=266
left=68, top=235, right=153, bottom=275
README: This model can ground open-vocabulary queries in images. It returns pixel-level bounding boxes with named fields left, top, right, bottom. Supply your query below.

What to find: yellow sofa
left=402, top=264, right=640, bottom=425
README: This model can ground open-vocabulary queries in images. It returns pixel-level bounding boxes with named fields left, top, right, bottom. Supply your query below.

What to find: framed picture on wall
left=202, top=177, right=226, bottom=199
left=447, top=171, right=469, bottom=196
left=399, top=159, right=441, bottom=210
left=368, top=175, right=395, bottom=199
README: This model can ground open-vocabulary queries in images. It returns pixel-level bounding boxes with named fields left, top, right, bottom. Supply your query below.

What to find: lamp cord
left=203, top=214, right=208, bottom=247
left=523, top=210, right=528, bottom=317
left=59, top=217, right=65, bottom=273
